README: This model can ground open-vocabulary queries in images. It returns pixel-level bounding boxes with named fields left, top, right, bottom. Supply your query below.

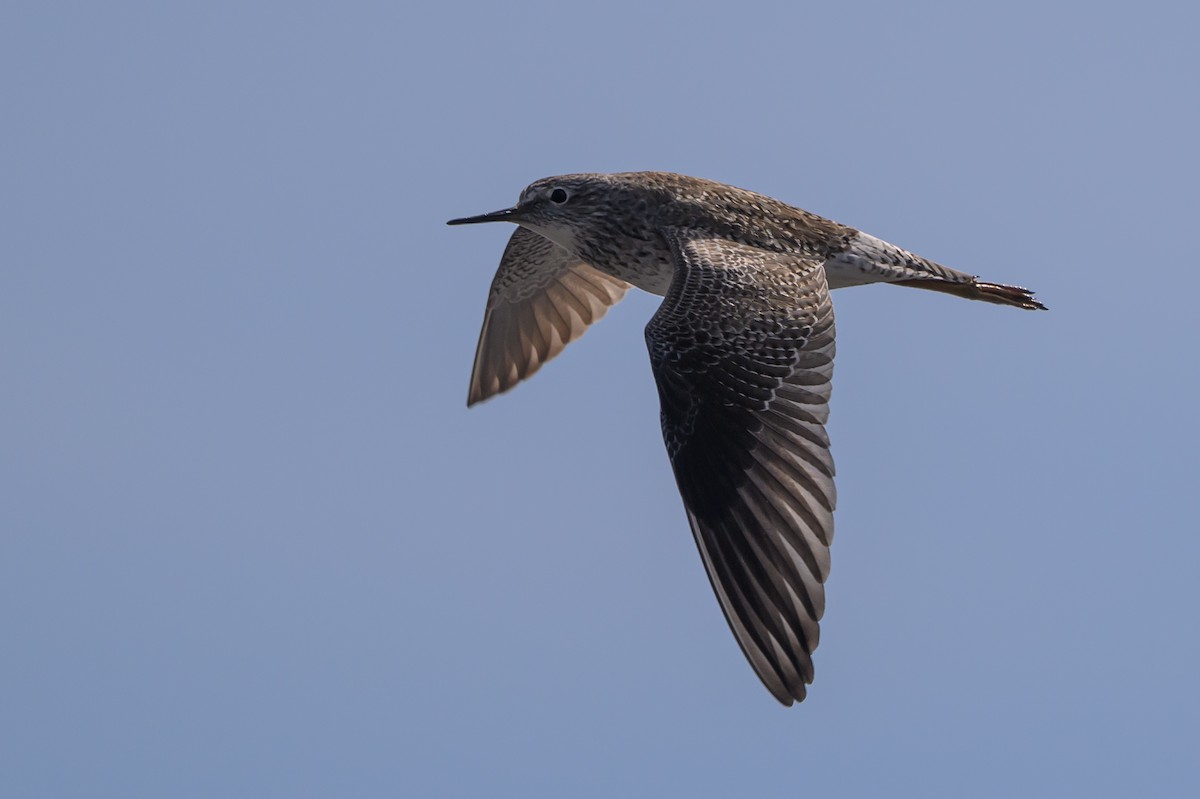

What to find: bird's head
left=447, top=173, right=662, bottom=258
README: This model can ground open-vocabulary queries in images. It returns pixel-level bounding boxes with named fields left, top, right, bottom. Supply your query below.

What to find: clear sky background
left=3, top=2, right=1198, bottom=797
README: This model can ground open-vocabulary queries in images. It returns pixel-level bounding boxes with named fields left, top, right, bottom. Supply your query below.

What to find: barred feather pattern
left=646, top=228, right=836, bottom=705
left=468, top=227, right=630, bottom=406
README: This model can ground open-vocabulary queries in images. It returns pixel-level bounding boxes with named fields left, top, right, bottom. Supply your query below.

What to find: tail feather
left=891, top=278, right=1047, bottom=311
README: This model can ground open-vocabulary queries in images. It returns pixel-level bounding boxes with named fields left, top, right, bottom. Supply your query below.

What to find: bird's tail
left=891, top=278, right=1047, bottom=310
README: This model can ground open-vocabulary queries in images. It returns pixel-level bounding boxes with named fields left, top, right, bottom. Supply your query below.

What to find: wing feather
left=646, top=229, right=836, bottom=705
left=468, top=227, right=629, bottom=406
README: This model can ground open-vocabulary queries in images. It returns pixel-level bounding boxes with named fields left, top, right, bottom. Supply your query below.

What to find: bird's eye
left=549, top=188, right=569, bottom=204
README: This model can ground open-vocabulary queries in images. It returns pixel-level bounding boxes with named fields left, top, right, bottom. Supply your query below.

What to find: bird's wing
left=646, top=229, right=837, bottom=705
left=468, top=227, right=630, bottom=406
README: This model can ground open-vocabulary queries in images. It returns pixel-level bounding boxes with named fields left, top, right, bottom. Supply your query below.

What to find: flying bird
left=448, top=172, right=1044, bottom=705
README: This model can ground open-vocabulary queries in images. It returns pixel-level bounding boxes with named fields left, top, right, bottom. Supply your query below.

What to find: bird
left=447, top=171, right=1044, bottom=706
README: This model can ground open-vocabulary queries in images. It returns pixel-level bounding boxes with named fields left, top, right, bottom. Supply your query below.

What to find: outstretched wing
left=646, top=229, right=837, bottom=705
left=468, top=227, right=630, bottom=406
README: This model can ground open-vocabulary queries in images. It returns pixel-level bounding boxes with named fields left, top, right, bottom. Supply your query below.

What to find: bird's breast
left=521, top=219, right=675, bottom=297
left=582, top=236, right=675, bottom=297
left=610, top=261, right=673, bottom=296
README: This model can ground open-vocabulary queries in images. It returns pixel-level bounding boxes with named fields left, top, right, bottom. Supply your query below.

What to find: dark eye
left=549, top=187, right=569, bottom=204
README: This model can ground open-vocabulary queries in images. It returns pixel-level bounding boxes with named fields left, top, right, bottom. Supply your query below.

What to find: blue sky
left=2, top=2, right=1198, bottom=796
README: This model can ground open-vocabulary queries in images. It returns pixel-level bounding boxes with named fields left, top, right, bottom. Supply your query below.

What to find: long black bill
left=446, top=206, right=522, bottom=226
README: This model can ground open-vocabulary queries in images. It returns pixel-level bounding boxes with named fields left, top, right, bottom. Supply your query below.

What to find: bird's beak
left=446, top=206, right=523, bottom=226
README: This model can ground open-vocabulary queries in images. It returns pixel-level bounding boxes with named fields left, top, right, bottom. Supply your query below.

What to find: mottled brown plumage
left=448, top=171, right=1044, bottom=705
